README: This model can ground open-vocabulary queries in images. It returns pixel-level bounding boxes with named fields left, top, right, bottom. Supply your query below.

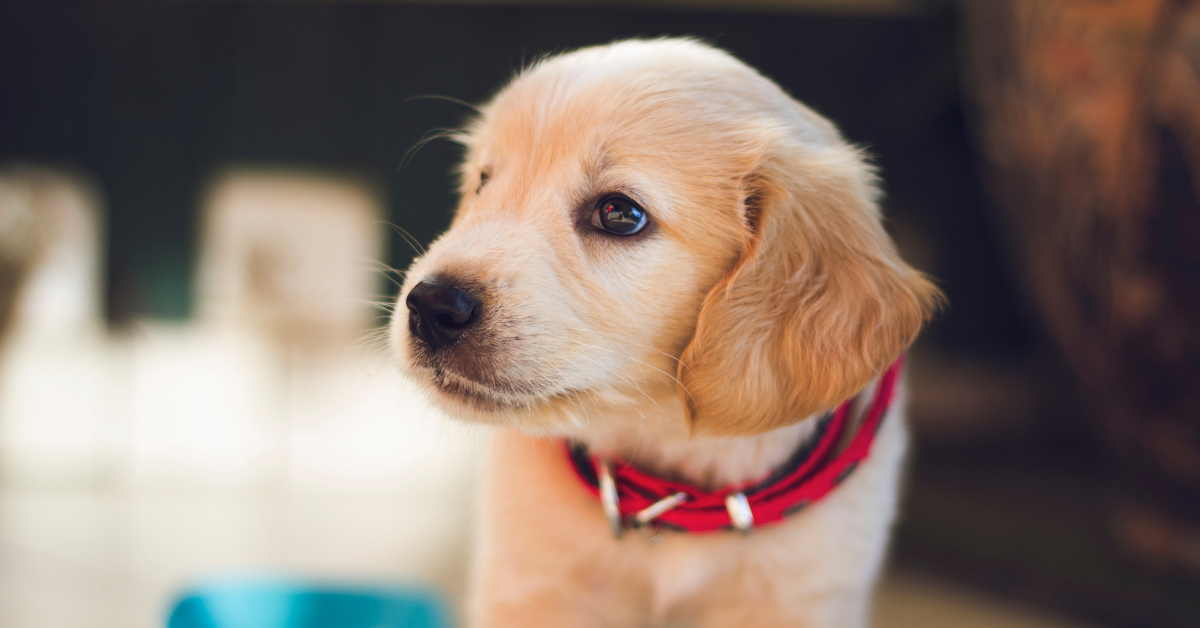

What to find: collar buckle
left=597, top=460, right=623, bottom=539
left=598, top=459, right=690, bottom=540
left=725, top=492, right=754, bottom=534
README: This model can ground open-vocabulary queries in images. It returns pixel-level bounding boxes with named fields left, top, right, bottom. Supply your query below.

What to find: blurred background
left=1, top=0, right=1198, bottom=627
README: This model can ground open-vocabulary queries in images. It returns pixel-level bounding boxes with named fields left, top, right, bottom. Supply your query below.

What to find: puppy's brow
left=568, top=149, right=618, bottom=211
left=584, top=150, right=615, bottom=186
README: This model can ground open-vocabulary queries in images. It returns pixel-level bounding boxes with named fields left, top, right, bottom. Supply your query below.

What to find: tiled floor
left=0, top=491, right=473, bottom=628
left=1, top=489, right=1100, bottom=628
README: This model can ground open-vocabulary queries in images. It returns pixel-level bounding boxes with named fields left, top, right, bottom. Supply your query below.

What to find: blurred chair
left=127, top=169, right=388, bottom=493
left=0, top=165, right=105, bottom=341
left=0, top=165, right=115, bottom=488
left=966, top=0, right=1200, bottom=574
left=196, top=170, right=384, bottom=349
left=0, top=168, right=45, bottom=343
left=127, top=168, right=483, bottom=498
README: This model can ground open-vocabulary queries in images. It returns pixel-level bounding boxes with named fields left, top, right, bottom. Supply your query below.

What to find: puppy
left=392, top=38, right=941, bottom=628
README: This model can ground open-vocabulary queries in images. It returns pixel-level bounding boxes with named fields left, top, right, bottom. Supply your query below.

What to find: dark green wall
left=0, top=0, right=1025, bottom=352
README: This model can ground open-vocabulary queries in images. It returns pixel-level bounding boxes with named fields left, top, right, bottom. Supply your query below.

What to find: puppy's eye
left=475, top=171, right=489, bottom=195
left=590, top=196, right=647, bottom=235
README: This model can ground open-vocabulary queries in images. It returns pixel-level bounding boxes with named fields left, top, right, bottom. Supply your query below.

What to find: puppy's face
left=392, top=45, right=749, bottom=431
left=392, top=40, right=940, bottom=436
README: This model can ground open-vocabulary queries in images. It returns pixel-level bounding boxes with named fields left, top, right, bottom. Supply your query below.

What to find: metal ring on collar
left=597, top=460, right=623, bottom=539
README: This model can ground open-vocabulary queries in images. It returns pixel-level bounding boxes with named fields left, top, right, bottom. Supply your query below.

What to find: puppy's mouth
left=409, top=351, right=570, bottom=412
left=421, top=362, right=526, bottom=410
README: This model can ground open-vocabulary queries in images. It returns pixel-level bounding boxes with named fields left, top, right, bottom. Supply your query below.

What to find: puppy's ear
left=678, top=139, right=942, bottom=437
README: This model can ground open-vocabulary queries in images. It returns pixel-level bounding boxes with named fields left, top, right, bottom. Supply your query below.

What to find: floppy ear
left=677, top=137, right=942, bottom=437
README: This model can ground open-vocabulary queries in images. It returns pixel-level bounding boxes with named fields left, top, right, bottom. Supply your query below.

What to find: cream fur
left=390, top=38, right=941, bottom=627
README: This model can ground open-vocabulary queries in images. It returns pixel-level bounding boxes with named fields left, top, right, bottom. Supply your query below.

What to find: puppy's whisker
left=404, top=93, right=483, bottom=115
left=545, top=368, right=592, bottom=430
left=559, top=346, right=664, bottom=415
left=362, top=298, right=399, bottom=310
left=345, top=327, right=393, bottom=352
left=560, top=321, right=685, bottom=367
left=400, top=127, right=464, bottom=170
left=357, top=257, right=410, bottom=274
left=558, top=323, right=651, bottom=385
left=359, top=259, right=409, bottom=292
left=570, top=390, right=591, bottom=429
left=560, top=335, right=694, bottom=402
left=360, top=263, right=411, bottom=283
left=528, top=355, right=607, bottom=429
left=377, top=221, right=428, bottom=256
left=530, top=355, right=573, bottom=393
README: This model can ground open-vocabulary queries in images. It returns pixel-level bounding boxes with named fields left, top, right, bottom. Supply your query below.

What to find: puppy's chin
left=402, top=361, right=586, bottom=433
left=391, top=338, right=566, bottom=433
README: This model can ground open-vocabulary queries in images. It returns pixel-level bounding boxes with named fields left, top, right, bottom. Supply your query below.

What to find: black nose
left=405, top=279, right=479, bottom=350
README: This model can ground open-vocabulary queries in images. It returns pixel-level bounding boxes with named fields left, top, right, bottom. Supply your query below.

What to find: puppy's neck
left=572, top=391, right=825, bottom=491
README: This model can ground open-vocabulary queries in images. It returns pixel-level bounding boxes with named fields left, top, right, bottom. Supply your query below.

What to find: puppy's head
left=391, top=39, right=941, bottom=436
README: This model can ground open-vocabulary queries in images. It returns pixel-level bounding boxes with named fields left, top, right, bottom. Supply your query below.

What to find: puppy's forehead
left=464, top=61, right=768, bottom=232
left=468, top=40, right=840, bottom=171
left=487, top=71, right=735, bottom=155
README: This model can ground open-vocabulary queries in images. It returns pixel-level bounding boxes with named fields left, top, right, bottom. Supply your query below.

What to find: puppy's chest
left=607, top=501, right=866, bottom=620
left=598, top=412, right=909, bottom=618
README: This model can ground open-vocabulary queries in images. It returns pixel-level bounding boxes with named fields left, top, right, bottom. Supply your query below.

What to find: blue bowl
left=166, top=578, right=451, bottom=628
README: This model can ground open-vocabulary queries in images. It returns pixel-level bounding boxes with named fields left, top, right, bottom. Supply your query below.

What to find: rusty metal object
left=964, top=0, right=1200, bottom=556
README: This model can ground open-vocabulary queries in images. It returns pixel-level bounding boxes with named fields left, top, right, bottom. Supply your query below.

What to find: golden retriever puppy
left=391, top=38, right=941, bottom=627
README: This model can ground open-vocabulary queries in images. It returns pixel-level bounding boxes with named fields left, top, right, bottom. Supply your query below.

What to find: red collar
left=566, top=357, right=903, bottom=536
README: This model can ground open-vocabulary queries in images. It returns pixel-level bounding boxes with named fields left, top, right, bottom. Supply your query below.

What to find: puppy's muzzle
left=406, top=278, right=480, bottom=350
